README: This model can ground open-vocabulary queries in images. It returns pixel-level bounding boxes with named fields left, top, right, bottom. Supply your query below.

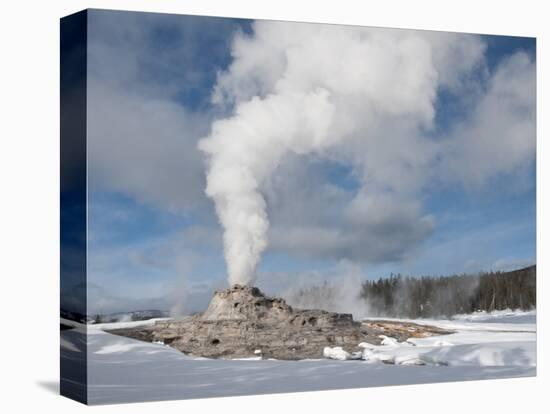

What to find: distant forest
left=360, top=265, right=536, bottom=318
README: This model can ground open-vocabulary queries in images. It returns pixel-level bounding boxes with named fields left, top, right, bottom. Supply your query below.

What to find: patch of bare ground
left=362, top=319, right=455, bottom=342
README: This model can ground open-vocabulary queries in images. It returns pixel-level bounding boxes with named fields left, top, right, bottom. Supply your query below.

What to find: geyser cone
left=201, top=284, right=294, bottom=322
left=148, top=285, right=375, bottom=360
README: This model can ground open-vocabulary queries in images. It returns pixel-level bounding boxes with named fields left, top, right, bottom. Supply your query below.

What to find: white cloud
left=86, top=11, right=237, bottom=215
left=87, top=82, right=210, bottom=213
left=263, top=156, right=434, bottom=262
left=442, top=51, right=536, bottom=188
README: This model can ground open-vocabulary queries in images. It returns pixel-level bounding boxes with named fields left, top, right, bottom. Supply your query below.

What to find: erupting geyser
left=197, top=23, right=487, bottom=289
left=198, top=90, right=335, bottom=287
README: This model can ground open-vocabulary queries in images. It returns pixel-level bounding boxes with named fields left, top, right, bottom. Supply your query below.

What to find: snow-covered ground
left=347, top=309, right=536, bottom=367
left=60, top=310, right=536, bottom=405
left=452, top=308, right=536, bottom=324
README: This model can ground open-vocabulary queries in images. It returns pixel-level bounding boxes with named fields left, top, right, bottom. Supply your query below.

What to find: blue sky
left=85, top=10, right=535, bottom=314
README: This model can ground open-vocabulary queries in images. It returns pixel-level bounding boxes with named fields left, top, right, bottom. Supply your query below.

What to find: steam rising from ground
left=282, top=266, right=480, bottom=320
left=198, top=21, right=534, bottom=286
left=283, top=263, right=370, bottom=319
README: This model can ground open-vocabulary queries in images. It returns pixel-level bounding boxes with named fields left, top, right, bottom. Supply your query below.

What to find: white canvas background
left=0, top=0, right=547, bottom=412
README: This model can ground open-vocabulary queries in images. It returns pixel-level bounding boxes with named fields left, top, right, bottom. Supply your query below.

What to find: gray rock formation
left=115, top=285, right=376, bottom=360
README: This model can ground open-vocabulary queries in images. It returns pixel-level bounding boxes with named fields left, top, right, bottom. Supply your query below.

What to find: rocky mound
left=141, top=285, right=375, bottom=359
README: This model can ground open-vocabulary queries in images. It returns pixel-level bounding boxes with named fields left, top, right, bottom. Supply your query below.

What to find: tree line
left=360, top=265, right=536, bottom=318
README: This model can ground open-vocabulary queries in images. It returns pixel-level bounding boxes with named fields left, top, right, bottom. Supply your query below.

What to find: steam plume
left=199, top=91, right=335, bottom=285
left=199, top=22, right=487, bottom=286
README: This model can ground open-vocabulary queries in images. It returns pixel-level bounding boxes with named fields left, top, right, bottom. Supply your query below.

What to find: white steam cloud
left=199, top=90, right=336, bottom=285
left=283, top=261, right=370, bottom=319
left=199, top=21, right=533, bottom=286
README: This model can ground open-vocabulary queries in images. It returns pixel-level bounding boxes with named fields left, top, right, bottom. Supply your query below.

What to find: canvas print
left=60, top=9, right=536, bottom=405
